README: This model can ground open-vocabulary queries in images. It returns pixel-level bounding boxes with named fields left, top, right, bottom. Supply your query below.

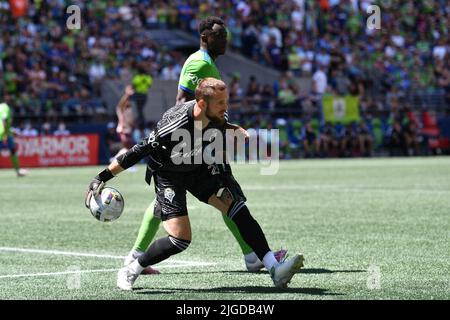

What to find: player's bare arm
left=176, top=88, right=195, bottom=105
left=116, top=85, right=135, bottom=111
left=224, top=122, right=250, bottom=139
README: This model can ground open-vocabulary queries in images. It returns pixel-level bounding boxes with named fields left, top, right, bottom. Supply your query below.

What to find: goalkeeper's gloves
left=84, top=168, right=115, bottom=208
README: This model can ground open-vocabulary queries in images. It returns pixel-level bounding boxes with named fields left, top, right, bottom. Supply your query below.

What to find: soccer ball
left=89, top=187, right=124, bottom=222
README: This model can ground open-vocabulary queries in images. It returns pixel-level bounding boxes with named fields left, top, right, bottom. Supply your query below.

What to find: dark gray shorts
left=153, top=164, right=246, bottom=221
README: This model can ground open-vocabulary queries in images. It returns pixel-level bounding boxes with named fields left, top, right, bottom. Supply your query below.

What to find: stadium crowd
left=0, top=0, right=186, bottom=119
left=1, top=1, right=449, bottom=159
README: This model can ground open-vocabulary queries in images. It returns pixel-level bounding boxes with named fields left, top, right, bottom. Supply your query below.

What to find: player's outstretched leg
left=123, top=199, right=161, bottom=275
left=218, top=184, right=286, bottom=271
left=225, top=200, right=304, bottom=288
left=221, top=214, right=285, bottom=271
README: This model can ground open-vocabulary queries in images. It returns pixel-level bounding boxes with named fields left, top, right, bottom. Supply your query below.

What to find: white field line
left=5, top=183, right=449, bottom=194
left=0, top=262, right=207, bottom=279
left=0, top=268, right=119, bottom=279
left=0, top=247, right=216, bottom=267
left=243, top=185, right=450, bottom=194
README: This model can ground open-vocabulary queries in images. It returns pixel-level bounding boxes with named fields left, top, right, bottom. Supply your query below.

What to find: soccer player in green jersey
left=0, top=102, right=27, bottom=177
left=123, top=17, right=286, bottom=274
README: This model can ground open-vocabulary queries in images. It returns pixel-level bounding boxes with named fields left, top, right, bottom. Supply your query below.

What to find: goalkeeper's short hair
left=195, top=78, right=227, bottom=102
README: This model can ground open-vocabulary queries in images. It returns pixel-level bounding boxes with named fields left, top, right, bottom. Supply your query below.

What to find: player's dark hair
left=198, top=16, right=225, bottom=35
left=195, top=78, right=227, bottom=102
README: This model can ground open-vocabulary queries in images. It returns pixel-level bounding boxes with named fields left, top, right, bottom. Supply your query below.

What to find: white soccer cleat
left=17, top=168, right=28, bottom=177
left=270, top=253, right=304, bottom=289
left=124, top=250, right=160, bottom=275
left=117, top=266, right=139, bottom=291
left=245, top=249, right=288, bottom=272
left=244, top=252, right=263, bottom=272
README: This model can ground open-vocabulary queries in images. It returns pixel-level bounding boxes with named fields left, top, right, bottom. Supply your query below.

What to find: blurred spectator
left=229, top=73, right=243, bottom=109
left=338, top=123, right=357, bottom=157
left=263, top=36, right=282, bottom=69
left=88, top=59, right=106, bottom=96
left=356, top=121, right=373, bottom=157
left=20, top=121, right=38, bottom=137
left=301, top=121, right=319, bottom=158
left=277, top=82, right=296, bottom=109
left=260, top=84, right=276, bottom=111
left=105, top=121, right=122, bottom=161
left=312, top=65, right=328, bottom=95
left=161, top=63, right=181, bottom=81
left=3, top=63, right=20, bottom=95
left=244, top=75, right=261, bottom=110
left=298, top=41, right=315, bottom=75
left=388, top=120, right=405, bottom=156
left=403, top=120, right=421, bottom=156
left=132, top=64, right=153, bottom=126
left=41, top=121, right=52, bottom=136
left=227, top=17, right=243, bottom=50
left=318, top=122, right=337, bottom=157
left=291, top=3, right=305, bottom=32
left=276, top=118, right=290, bottom=159
left=178, top=1, right=194, bottom=30
left=432, top=38, right=447, bottom=61
left=54, top=122, right=70, bottom=136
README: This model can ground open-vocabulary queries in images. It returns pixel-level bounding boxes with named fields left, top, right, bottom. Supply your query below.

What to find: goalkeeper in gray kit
left=85, top=78, right=304, bottom=290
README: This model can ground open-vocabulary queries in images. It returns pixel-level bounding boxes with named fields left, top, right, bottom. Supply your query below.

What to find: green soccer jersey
left=178, top=49, right=221, bottom=94
left=132, top=74, right=153, bottom=94
left=0, top=102, right=12, bottom=139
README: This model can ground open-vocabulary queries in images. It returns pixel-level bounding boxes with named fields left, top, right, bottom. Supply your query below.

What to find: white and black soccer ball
left=89, top=187, right=124, bottom=222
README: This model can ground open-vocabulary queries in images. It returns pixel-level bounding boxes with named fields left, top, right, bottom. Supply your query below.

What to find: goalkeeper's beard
left=205, top=107, right=225, bottom=126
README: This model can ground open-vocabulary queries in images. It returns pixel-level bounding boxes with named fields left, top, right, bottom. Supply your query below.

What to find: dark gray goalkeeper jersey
left=117, top=100, right=226, bottom=176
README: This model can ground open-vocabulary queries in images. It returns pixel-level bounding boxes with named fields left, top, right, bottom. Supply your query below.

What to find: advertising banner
left=0, top=134, right=99, bottom=168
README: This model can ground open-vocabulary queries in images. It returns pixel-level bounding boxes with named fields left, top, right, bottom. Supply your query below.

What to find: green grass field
left=1, top=157, right=449, bottom=300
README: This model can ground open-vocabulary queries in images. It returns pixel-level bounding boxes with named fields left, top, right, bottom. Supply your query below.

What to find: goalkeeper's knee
left=137, top=235, right=191, bottom=267
left=167, top=235, right=191, bottom=253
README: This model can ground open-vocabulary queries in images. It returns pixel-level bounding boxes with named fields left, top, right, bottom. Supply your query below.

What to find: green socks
left=132, top=200, right=161, bottom=252
left=132, top=200, right=254, bottom=255
left=221, top=213, right=253, bottom=255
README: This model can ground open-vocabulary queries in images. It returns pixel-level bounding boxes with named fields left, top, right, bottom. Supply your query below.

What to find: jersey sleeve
left=179, top=60, right=214, bottom=94
left=116, top=131, right=161, bottom=169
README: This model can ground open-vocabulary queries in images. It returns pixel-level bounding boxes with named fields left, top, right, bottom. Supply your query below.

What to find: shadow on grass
left=130, top=268, right=362, bottom=296
left=300, top=268, right=366, bottom=274
left=134, top=286, right=342, bottom=296
left=163, top=268, right=365, bottom=275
